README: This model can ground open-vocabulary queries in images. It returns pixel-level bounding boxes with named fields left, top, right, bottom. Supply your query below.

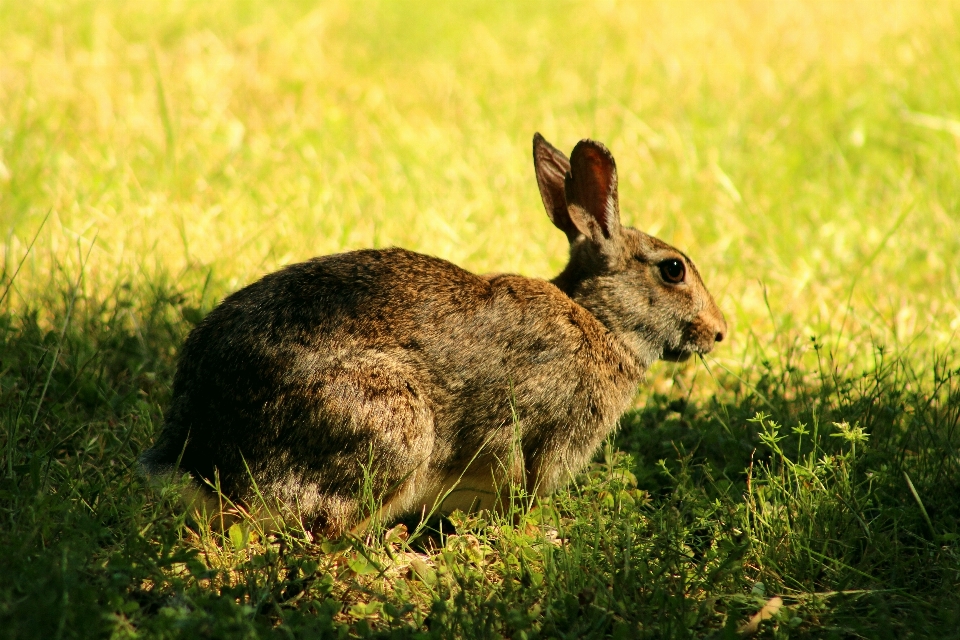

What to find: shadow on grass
left=616, top=345, right=960, bottom=637
left=0, top=285, right=958, bottom=638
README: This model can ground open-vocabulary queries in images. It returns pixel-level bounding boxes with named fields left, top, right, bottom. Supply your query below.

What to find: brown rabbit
left=139, top=134, right=726, bottom=536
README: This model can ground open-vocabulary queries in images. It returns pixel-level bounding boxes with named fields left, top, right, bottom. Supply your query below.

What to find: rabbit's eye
left=659, top=259, right=686, bottom=284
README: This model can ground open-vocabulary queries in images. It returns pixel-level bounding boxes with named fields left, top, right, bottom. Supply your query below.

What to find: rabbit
left=138, top=133, right=726, bottom=537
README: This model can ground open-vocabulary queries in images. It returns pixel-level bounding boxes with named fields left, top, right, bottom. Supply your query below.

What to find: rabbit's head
left=534, top=133, right=726, bottom=368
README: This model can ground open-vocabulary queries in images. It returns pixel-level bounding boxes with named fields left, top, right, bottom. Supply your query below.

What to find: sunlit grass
left=4, top=0, right=959, bottom=364
left=2, top=0, right=960, bottom=637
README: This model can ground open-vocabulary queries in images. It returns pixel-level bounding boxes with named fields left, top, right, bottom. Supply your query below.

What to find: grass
left=1, top=0, right=960, bottom=637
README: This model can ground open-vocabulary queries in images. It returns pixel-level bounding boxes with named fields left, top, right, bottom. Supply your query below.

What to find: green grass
left=2, top=0, right=960, bottom=637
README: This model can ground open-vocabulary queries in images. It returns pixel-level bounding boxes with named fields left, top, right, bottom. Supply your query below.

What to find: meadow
left=1, top=0, right=959, bottom=637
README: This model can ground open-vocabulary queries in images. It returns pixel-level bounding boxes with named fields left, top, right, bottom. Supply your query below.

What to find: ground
left=1, top=1, right=959, bottom=637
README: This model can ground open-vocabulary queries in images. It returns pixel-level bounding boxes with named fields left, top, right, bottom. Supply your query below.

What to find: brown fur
left=139, top=134, right=726, bottom=536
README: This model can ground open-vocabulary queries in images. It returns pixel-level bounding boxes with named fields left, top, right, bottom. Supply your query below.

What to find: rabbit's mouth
left=661, top=348, right=692, bottom=362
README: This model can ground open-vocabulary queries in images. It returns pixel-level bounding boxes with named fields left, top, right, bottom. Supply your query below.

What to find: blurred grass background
left=2, top=1, right=960, bottom=637
left=3, top=0, right=959, bottom=371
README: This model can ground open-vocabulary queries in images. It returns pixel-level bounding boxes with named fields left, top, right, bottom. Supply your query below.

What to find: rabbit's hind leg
left=276, top=350, right=438, bottom=537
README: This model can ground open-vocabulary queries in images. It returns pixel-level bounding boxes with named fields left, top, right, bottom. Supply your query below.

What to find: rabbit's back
left=144, top=248, right=640, bottom=530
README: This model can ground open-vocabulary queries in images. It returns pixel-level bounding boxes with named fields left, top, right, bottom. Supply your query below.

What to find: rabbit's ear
left=533, top=133, right=579, bottom=242
left=564, top=139, right=622, bottom=245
